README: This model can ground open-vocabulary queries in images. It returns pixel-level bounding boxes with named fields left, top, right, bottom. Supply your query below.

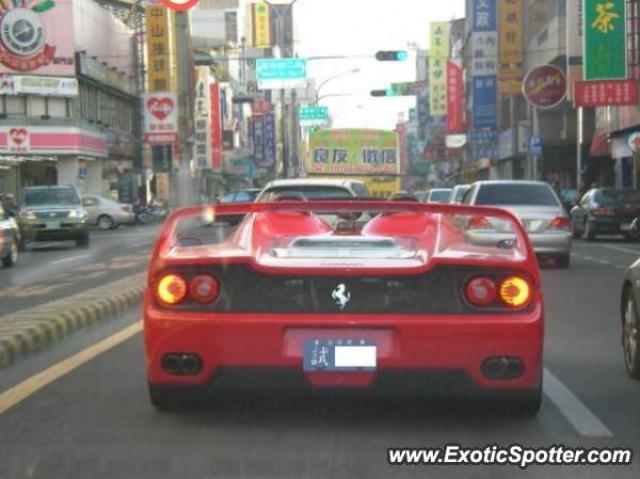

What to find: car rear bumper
left=144, top=291, right=544, bottom=391
left=590, top=217, right=635, bottom=234
left=528, top=232, right=572, bottom=254
left=466, top=230, right=571, bottom=254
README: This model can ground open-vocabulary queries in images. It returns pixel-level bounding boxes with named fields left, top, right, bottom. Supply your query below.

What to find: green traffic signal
left=375, top=51, right=408, bottom=61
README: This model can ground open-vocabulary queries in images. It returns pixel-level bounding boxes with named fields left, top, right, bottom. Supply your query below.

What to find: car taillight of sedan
left=592, top=207, right=616, bottom=217
left=121, top=205, right=133, bottom=213
left=547, top=217, right=571, bottom=231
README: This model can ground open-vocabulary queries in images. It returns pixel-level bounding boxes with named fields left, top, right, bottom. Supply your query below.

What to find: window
left=258, top=186, right=354, bottom=202
left=82, top=197, right=99, bottom=207
left=48, top=98, right=68, bottom=118
left=6, top=96, right=27, bottom=115
left=475, top=183, right=560, bottom=206
left=29, top=97, right=47, bottom=116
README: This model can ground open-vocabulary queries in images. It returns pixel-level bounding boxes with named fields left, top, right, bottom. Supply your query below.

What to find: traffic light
left=370, top=89, right=396, bottom=97
left=375, top=50, right=408, bottom=61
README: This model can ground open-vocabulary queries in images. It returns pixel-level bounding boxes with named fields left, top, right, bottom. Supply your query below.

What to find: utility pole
left=174, top=11, right=194, bottom=206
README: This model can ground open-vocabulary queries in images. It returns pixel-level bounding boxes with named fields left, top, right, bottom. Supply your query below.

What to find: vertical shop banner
left=263, top=112, right=276, bottom=168
left=584, top=0, right=626, bottom=80
left=447, top=60, right=464, bottom=133
left=194, top=67, right=211, bottom=169
left=472, top=76, right=498, bottom=129
left=470, top=0, right=498, bottom=76
left=143, top=92, right=178, bottom=144
left=567, top=0, right=584, bottom=100
left=252, top=115, right=266, bottom=168
left=472, top=0, right=497, bottom=31
left=429, top=21, right=450, bottom=117
left=252, top=2, right=271, bottom=48
left=209, top=83, right=223, bottom=169
left=498, top=0, right=523, bottom=95
left=146, top=5, right=171, bottom=92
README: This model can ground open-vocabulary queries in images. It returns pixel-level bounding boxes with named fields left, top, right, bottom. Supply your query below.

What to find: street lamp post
left=315, top=69, right=361, bottom=105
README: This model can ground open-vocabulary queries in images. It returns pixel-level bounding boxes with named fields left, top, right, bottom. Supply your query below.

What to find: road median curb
left=0, top=273, right=146, bottom=367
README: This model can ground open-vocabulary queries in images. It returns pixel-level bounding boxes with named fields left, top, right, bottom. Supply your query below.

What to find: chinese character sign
left=146, top=5, right=172, bottom=92
left=473, top=0, right=497, bottom=31
left=252, top=115, right=266, bottom=168
left=252, top=2, right=271, bottom=48
left=307, top=129, right=399, bottom=175
left=472, top=76, right=498, bottom=129
left=210, top=84, right=223, bottom=169
left=584, top=0, right=626, bottom=80
left=471, top=31, right=498, bottom=75
left=429, top=21, right=450, bottom=117
left=498, top=0, right=523, bottom=95
left=144, top=92, right=178, bottom=145
left=263, top=112, right=276, bottom=168
left=193, top=67, right=211, bottom=169
left=447, top=60, right=464, bottom=134
left=574, top=79, right=638, bottom=107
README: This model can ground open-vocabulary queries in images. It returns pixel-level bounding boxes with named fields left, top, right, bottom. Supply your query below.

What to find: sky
left=292, top=0, right=466, bottom=130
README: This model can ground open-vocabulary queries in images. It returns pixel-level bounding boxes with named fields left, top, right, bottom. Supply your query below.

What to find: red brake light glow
left=465, top=277, right=497, bottom=306
left=156, top=274, right=187, bottom=305
left=467, top=216, right=491, bottom=229
left=593, top=208, right=615, bottom=217
left=549, top=217, right=571, bottom=230
left=189, top=274, right=220, bottom=304
left=498, top=276, right=531, bottom=308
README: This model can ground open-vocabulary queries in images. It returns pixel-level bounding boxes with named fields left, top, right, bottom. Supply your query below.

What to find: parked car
left=82, top=195, right=135, bottom=230
left=425, top=188, right=453, bottom=203
left=570, top=188, right=640, bottom=241
left=620, top=218, right=640, bottom=379
left=560, top=188, right=579, bottom=213
left=17, top=186, right=90, bottom=249
left=218, top=188, right=261, bottom=203
left=450, top=184, right=471, bottom=204
left=0, top=205, right=19, bottom=268
left=462, top=180, right=572, bottom=268
left=414, top=191, right=428, bottom=202
left=144, top=200, right=543, bottom=415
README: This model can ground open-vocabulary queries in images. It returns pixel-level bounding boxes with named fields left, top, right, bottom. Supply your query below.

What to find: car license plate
left=303, top=339, right=376, bottom=372
left=621, top=223, right=632, bottom=231
left=46, top=221, right=61, bottom=230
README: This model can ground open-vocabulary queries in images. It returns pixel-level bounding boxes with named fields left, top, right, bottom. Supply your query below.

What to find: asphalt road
left=0, top=237, right=639, bottom=478
left=0, top=224, right=160, bottom=317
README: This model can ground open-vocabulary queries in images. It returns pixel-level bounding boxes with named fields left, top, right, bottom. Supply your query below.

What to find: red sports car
left=144, top=201, right=543, bottom=414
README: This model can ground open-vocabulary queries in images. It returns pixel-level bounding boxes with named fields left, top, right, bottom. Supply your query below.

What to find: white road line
left=582, top=255, right=595, bottom=261
left=603, top=245, right=640, bottom=256
left=50, top=254, right=91, bottom=265
left=595, top=259, right=611, bottom=265
left=128, top=241, right=153, bottom=249
left=543, top=368, right=613, bottom=437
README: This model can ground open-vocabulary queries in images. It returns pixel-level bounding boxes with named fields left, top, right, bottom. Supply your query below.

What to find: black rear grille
left=157, top=265, right=528, bottom=315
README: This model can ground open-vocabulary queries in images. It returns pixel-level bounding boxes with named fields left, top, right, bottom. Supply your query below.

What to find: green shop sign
left=584, top=0, right=627, bottom=80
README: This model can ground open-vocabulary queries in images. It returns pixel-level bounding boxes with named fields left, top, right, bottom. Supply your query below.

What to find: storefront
left=0, top=126, right=108, bottom=197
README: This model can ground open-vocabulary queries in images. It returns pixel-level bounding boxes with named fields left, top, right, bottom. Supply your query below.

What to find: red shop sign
left=574, top=80, right=638, bottom=108
left=522, top=65, right=567, bottom=109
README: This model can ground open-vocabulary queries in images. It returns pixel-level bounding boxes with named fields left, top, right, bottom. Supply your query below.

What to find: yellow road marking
left=0, top=321, right=142, bottom=415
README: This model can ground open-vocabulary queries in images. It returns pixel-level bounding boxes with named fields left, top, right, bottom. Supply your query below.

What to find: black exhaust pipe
left=482, top=357, right=524, bottom=380
left=161, top=354, right=182, bottom=375
left=181, top=354, right=202, bottom=375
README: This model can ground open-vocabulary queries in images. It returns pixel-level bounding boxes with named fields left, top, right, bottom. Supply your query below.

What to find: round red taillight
left=189, top=274, right=220, bottom=304
left=465, top=277, right=497, bottom=306
left=498, top=276, right=531, bottom=308
left=156, top=274, right=187, bottom=306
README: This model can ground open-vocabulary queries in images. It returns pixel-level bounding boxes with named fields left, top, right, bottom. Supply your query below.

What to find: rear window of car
left=595, top=189, right=640, bottom=205
left=453, top=186, right=470, bottom=202
left=258, top=186, right=354, bottom=201
left=475, top=183, right=560, bottom=207
left=24, top=188, right=81, bottom=206
left=429, top=190, right=452, bottom=202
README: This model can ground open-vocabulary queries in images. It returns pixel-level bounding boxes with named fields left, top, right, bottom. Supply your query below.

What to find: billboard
left=472, top=76, right=498, bottom=129
left=429, top=22, right=450, bottom=116
left=251, top=2, right=271, bottom=48
left=307, top=129, right=399, bottom=176
left=143, top=92, right=178, bottom=144
left=146, top=4, right=173, bottom=92
left=498, top=0, right=523, bottom=95
left=194, top=67, right=211, bottom=169
left=0, top=0, right=75, bottom=76
left=584, top=0, right=626, bottom=80
left=210, top=83, right=223, bottom=169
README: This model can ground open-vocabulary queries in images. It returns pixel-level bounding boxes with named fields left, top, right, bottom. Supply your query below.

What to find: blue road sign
left=529, top=136, right=542, bottom=156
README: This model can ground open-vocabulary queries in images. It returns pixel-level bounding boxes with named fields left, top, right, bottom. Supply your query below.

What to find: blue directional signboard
left=529, top=136, right=542, bottom=156
left=256, top=58, right=307, bottom=90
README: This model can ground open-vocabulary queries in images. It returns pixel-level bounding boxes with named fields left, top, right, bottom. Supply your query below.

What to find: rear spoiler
left=149, top=201, right=537, bottom=281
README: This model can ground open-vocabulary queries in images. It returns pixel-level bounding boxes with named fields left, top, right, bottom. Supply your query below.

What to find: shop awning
left=589, top=134, right=609, bottom=157
left=0, top=155, right=57, bottom=164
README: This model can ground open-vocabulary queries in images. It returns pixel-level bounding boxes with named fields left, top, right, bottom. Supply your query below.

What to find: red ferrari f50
left=144, top=201, right=543, bottom=414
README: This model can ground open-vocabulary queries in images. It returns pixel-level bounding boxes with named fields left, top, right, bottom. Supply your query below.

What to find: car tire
left=584, top=220, right=596, bottom=241
left=556, top=253, right=570, bottom=269
left=2, top=238, right=18, bottom=268
left=148, top=383, right=207, bottom=412
left=76, top=233, right=90, bottom=249
left=622, top=288, right=640, bottom=380
left=97, top=215, right=115, bottom=231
